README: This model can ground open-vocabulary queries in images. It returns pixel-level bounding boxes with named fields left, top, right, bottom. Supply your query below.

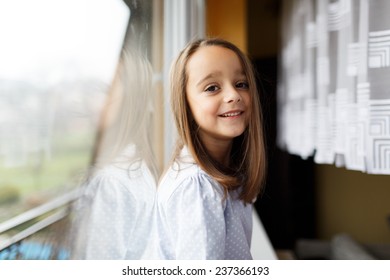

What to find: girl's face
left=186, top=45, right=251, bottom=149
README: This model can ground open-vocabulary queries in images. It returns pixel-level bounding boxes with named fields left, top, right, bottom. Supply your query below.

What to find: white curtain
left=278, top=0, right=390, bottom=174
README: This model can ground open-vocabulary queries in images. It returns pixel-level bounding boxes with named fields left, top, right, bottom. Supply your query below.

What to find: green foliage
left=0, top=185, right=20, bottom=205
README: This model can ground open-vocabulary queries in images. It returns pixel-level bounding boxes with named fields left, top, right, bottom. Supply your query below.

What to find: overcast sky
left=0, top=0, right=130, bottom=86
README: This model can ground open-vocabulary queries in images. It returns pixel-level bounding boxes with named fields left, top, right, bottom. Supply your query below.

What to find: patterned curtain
left=278, top=0, right=390, bottom=174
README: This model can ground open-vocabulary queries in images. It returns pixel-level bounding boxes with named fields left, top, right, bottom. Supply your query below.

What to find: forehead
left=186, top=45, right=244, bottom=75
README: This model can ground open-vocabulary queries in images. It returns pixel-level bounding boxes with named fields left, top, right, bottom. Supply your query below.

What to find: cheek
left=188, top=97, right=218, bottom=120
left=200, top=102, right=219, bottom=115
left=244, top=94, right=252, bottom=123
left=243, top=92, right=251, bottom=106
left=192, top=105, right=215, bottom=127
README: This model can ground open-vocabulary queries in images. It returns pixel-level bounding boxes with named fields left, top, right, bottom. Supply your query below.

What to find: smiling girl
left=154, top=38, right=266, bottom=259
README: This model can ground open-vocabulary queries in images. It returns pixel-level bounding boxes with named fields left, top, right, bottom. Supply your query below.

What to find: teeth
left=222, top=112, right=241, bottom=117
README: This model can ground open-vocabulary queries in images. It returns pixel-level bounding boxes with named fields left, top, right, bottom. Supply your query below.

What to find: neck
left=201, top=137, right=232, bottom=166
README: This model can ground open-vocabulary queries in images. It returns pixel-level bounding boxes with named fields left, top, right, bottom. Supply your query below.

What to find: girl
left=154, top=38, right=266, bottom=259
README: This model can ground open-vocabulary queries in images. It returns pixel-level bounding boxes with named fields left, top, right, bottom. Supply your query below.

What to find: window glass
left=0, top=0, right=129, bottom=223
left=0, top=0, right=165, bottom=259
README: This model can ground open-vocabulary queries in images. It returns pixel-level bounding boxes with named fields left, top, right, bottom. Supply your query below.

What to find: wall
left=247, top=0, right=280, bottom=58
left=206, top=0, right=247, bottom=52
left=316, top=164, right=390, bottom=244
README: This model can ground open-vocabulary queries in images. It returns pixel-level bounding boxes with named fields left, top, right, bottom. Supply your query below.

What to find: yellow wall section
left=316, top=164, right=390, bottom=244
left=206, top=0, right=247, bottom=53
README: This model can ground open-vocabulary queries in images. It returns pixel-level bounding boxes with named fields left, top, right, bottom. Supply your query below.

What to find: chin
left=227, top=130, right=246, bottom=139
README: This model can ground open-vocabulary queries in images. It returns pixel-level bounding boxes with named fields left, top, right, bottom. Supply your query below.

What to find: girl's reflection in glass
left=70, top=47, right=157, bottom=259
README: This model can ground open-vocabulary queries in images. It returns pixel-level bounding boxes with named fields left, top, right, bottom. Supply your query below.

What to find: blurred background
left=0, top=0, right=389, bottom=260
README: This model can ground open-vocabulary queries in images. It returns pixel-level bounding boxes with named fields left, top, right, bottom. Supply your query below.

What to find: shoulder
left=84, top=165, right=129, bottom=192
left=81, top=161, right=156, bottom=200
left=158, top=162, right=224, bottom=206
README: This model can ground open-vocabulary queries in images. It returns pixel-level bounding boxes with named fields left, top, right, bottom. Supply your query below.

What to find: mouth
left=219, top=110, right=243, bottom=118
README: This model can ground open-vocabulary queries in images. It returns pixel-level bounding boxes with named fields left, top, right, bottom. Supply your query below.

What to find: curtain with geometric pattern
left=278, top=0, right=390, bottom=174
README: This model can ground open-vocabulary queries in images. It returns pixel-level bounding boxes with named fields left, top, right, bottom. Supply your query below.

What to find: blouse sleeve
left=163, top=173, right=227, bottom=259
left=71, top=173, right=137, bottom=259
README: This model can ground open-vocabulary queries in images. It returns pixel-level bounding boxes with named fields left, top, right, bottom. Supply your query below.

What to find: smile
left=219, top=111, right=243, bottom=117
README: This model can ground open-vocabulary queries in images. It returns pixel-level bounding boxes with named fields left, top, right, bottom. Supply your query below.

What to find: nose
left=223, top=86, right=241, bottom=103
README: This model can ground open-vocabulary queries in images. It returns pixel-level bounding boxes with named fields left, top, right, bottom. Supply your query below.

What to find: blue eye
left=236, top=81, right=249, bottom=89
left=205, top=85, right=220, bottom=92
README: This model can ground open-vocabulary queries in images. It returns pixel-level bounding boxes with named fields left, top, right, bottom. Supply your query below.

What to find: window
left=0, top=0, right=133, bottom=258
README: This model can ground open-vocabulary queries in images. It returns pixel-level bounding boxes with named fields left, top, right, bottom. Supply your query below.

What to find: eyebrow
left=195, top=70, right=246, bottom=87
left=195, top=72, right=222, bottom=87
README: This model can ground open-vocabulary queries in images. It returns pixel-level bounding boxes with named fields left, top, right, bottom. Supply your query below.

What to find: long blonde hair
left=170, top=38, right=266, bottom=203
left=93, top=46, right=158, bottom=180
